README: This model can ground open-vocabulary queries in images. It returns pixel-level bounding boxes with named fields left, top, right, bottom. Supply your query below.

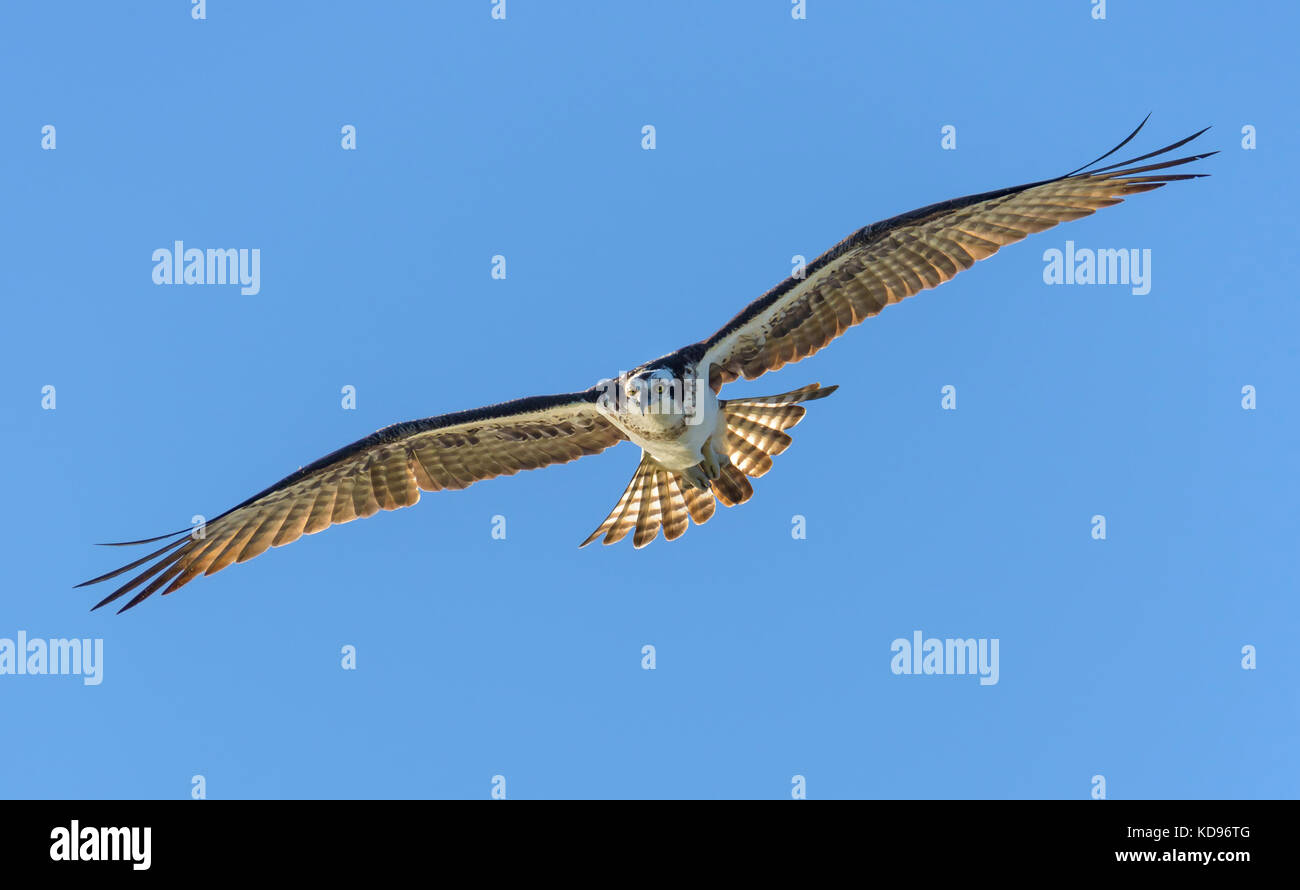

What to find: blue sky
left=1, top=2, right=1296, bottom=799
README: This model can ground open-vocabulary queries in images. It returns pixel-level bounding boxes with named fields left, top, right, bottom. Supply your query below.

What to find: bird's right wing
left=79, top=390, right=625, bottom=611
left=698, top=118, right=1215, bottom=389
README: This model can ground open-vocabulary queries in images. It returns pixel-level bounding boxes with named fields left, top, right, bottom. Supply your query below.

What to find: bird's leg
left=682, top=464, right=711, bottom=490
left=680, top=435, right=727, bottom=491
left=700, top=435, right=724, bottom=480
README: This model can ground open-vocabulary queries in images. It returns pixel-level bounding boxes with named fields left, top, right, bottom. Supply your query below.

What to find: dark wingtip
left=95, top=527, right=192, bottom=547
left=1085, top=129, right=1216, bottom=178
left=1064, top=114, right=1153, bottom=177
left=77, top=536, right=191, bottom=605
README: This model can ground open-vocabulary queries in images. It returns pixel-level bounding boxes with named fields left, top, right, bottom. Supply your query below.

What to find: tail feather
left=682, top=483, right=715, bottom=525
left=579, top=383, right=837, bottom=548
left=633, top=470, right=666, bottom=548
left=722, top=383, right=836, bottom=478
left=726, top=405, right=807, bottom=429
left=723, top=383, right=836, bottom=408
left=660, top=474, right=689, bottom=541
left=608, top=462, right=655, bottom=545
left=727, top=438, right=774, bottom=477
left=712, top=463, right=753, bottom=507
left=580, top=460, right=648, bottom=546
left=725, top=416, right=792, bottom=476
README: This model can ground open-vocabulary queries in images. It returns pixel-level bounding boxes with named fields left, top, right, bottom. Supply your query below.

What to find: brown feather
left=660, top=474, right=689, bottom=541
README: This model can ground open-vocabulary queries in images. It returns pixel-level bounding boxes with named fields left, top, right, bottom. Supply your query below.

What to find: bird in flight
left=81, top=119, right=1212, bottom=612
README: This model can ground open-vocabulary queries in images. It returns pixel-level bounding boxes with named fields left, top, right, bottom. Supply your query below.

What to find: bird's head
left=625, top=367, right=682, bottom=416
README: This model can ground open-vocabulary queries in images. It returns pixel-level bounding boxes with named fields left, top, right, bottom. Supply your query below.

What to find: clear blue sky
left=2, top=2, right=1295, bottom=799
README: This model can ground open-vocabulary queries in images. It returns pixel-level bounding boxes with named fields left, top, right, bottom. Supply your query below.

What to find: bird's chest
left=610, top=387, right=723, bottom=471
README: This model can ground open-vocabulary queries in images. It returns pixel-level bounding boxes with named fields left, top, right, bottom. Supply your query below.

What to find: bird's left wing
left=80, top=390, right=624, bottom=612
left=698, top=120, right=1214, bottom=389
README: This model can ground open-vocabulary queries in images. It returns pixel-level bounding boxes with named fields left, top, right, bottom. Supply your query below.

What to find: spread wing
left=79, top=391, right=625, bottom=612
left=699, top=119, right=1215, bottom=389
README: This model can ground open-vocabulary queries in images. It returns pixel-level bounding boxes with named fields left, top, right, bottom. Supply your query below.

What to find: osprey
left=81, top=120, right=1213, bottom=612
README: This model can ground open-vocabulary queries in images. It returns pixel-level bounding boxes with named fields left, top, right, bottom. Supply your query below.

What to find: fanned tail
left=579, top=454, right=698, bottom=548
left=721, top=382, right=836, bottom=479
left=579, top=382, right=837, bottom=549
